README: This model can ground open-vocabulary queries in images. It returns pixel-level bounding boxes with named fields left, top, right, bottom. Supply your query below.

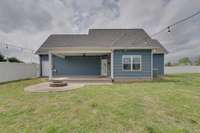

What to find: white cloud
left=0, top=0, right=200, bottom=63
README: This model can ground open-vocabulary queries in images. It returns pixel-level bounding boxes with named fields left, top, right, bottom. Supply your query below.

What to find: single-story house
left=36, top=29, right=168, bottom=82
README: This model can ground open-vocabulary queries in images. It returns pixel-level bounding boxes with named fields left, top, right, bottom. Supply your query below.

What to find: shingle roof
left=150, top=39, right=168, bottom=54
left=36, top=29, right=167, bottom=54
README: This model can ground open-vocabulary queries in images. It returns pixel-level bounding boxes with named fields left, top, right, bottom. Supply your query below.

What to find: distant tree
left=8, top=57, right=23, bottom=63
left=178, top=57, right=192, bottom=66
left=165, top=62, right=173, bottom=66
left=0, top=53, right=6, bottom=62
left=195, top=56, right=200, bottom=66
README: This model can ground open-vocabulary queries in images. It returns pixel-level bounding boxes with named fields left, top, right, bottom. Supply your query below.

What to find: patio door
left=101, top=59, right=107, bottom=76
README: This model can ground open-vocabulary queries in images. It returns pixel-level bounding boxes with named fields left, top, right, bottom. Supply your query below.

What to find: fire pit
left=49, top=80, right=68, bottom=87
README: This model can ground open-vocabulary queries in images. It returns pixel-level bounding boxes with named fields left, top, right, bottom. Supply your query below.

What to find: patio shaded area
left=47, top=51, right=113, bottom=80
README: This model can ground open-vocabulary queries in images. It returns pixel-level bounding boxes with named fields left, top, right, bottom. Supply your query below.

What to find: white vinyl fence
left=165, top=66, right=200, bottom=74
left=0, top=62, right=40, bottom=83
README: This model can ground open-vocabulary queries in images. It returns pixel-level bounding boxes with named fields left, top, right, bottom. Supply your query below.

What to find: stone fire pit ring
left=49, top=80, right=68, bottom=87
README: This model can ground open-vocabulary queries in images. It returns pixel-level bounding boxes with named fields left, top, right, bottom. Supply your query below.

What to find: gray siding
left=153, top=54, right=164, bottom=77
left=40, top=50, right=163, bottom=80
left=113, top=49, right=152, bottom=79
left=52, top=55, right=101, bottom=76
left=40, top=54, right=111, bottom=77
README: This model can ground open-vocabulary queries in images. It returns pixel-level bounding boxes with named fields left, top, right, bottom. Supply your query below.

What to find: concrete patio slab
left=24, top=82, right=112, bottom=92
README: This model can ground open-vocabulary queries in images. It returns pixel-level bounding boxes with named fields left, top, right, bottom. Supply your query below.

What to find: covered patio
left=48, top=49, right=114, bottom=82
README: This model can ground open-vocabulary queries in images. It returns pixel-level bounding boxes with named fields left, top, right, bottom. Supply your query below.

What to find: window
left=132, top=56, right=141, bottom=71
left=122, top=55, right=142, bottom=71
left=122, top=56, right=131, bottom=71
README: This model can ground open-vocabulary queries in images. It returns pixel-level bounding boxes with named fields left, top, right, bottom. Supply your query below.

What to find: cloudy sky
left=0, top=0, right=200, bottom=63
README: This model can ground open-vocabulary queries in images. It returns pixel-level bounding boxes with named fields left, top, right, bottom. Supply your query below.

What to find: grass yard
left=0, top=74, right=200, bottom=133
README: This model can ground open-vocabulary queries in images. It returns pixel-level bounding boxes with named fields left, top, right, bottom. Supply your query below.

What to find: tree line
left=0, top=53, right=23, bottom=63
left=166, top=56, right=200, bottom=66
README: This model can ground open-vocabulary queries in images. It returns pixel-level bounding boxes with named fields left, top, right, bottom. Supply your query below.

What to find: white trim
left=132, top=55, right=142, bottom=72
left=56, top=54, right=65, bottom=59
left=163, top=54, right=165, bottom=75
left=111, top=50, right=114, bottom=79
left=38, top=51, right=112, bottom=55
left=37, top=47, right=155, bottom=55
left=122, top=55, right=142, bottom=72
left=42, top=47, right=111, bottom=50
left=48, top=51, right=52, bottom=80
left=37, top=47, right=159, bottom=55
left=114, top=47, right=153, bottom=50
left=55, top=53, right=109, bottom=56
left=51, top=50, right=112, bottom=54
left=122, top=55, right=132, bottom=72
left=41, top=47, right=154, bottom=50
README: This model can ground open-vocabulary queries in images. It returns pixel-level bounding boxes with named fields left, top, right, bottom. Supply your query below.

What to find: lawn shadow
left=0, top=78, right=34, bottom=85
left=0, top=78, right=46, bottom=85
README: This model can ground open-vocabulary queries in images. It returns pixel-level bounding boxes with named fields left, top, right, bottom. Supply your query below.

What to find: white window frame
left=122, top=55, right=132, bottom=72
left=122, top=55, right=142, bottom=72
left=132, top=55, right=142, bottom=72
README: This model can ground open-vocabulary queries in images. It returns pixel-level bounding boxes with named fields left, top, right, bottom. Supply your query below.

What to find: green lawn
left=0, top=74, right=200, bottom=133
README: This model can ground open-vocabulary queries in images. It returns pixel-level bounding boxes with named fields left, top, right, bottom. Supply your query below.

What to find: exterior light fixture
left=168, top=26, right=171, bottom=32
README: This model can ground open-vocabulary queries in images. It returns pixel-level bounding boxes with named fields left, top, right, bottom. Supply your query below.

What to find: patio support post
left=111, top=50, right=114, bottom=80
left=48, top=51, right=52, bottom=80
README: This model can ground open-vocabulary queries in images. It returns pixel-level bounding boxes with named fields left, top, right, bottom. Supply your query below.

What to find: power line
left=151, top=10, right=200, bottom=37
left=0, top=42, right=35, bottom=53
left=0, top=41, right=37, bottom=63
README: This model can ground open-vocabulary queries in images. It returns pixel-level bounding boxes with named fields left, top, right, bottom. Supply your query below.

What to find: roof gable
left=36, top=29, right=167, bottom=54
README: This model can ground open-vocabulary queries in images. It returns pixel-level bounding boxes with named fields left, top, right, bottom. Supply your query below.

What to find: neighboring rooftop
left=36, top=29, right=167, bottom=54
